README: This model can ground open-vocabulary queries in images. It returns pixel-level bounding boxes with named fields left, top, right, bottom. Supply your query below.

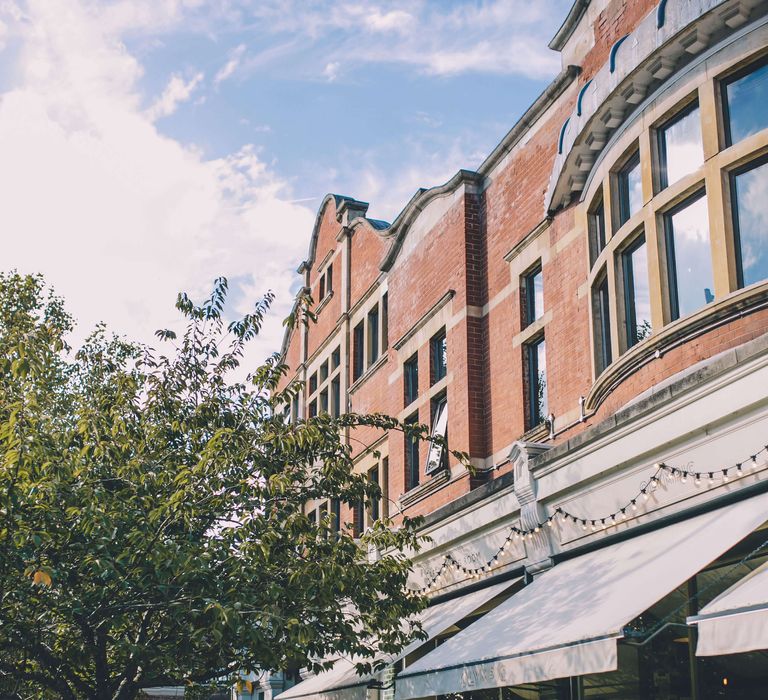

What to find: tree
left=0, top=272, right=430, bottom=700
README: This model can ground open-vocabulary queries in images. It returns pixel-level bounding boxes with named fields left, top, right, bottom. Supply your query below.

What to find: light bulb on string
left=631, top=500, right=638, bottom=512
left=581, top=520, right=587, bottom=531
left=590, top=520, right=597, bottom=532
left=708, top=472, right=714, bottom=486
left=722, top=469, right=729, bottom=482
left=695, top=473, right=701, bottom=486
left=681, top=472, right=687, bottom=484
left=619, top=509, right=626, bottom=521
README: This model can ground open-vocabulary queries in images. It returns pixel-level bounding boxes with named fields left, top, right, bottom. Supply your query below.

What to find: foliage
left=0, top=272, right=431, bottom=700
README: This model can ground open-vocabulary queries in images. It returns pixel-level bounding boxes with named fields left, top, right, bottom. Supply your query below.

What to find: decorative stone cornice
left=546, top=0, right=768, bottom=214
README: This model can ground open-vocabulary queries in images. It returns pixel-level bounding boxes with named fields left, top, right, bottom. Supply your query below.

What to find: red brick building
left=272, top=0, right=768, bottom=697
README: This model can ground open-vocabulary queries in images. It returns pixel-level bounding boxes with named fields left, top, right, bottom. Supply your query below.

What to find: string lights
left=410, top=444, right=768, bottom=594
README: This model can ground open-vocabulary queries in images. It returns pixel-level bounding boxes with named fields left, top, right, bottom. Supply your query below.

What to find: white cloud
left=214, top=43, right=246, bottom=86
left=322, top=61, right=340, bottom=82
left=0, top=0, right=313, bottom=363
left=364, top=9, right=413, bottom=34
left=147, top=71, right=204, bottom=121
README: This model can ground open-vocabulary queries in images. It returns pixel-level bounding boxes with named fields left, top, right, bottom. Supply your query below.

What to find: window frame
left=621, top=232, right=650, bottom=349
left=425, top=393, right=448, bottom=476
left=367, top=305, right=380, bottom=366
left=592, top=271, right=613, bottom=375
left=430, top=328, right=447, bottom=385
left=352, top=321, right=365, bottom=381
left=617, top=149, right=642, bottom=227
left=404, top=413, right=420, bottom=491
left=403, top=353, right=419, bottom=407
left=588, top=189, right=607, bottom=267
left=721, top=53, right=768, bottom=148
left=662, top=189, right=713, bottom=321
left=524, top=334, right=547, bottom=429
left=657, top=100, right=701, bottom=191
left=730, top=153, right=768, bottom=290
left=522, top=263, right=544, bottom=327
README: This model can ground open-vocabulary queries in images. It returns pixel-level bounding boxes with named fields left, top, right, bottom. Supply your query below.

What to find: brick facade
left=277, top=0, right=768, bottom=528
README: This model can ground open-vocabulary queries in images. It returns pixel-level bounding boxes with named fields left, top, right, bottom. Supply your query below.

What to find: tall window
left=367, top=305, right=380, bottom=365
left=308, top=399, right=317, bottom=419
left=425, top=395, right=448, bottom=475
left=731, top=157, right=768, bottom=288
left=430, top=328, right=447, bottom=385
left=593, top=273, right=612, bottom=375
left=522, top=264, right=544, bottom=326
left=617, top=150, right=643, bottom=226
left=330, top=498, right=341, bottom=536
left=326, top=263, right=333, bottom=294
left=353, top=322, right=364, bottom=381
left=309, top=372, right=317, bottom=395
left=404, top=353, right=418, bottom=406
left=525, top=336, right=547, bottom=428
left=368, top=464, right=383, bottom=524
left=404, top=413, right=420, bottom=491
left=319, top=388, right=328, bottom=414
left=382, top=293, right=389, bottom=352
left=723, top=57, right=768, bottom=146
left=664, top=192, right=714, bottom=320
left=588, top=191, right=607, bottom=266
left=622, top=234, right=652, bottom=347
left=331, top=346, right=341, bottom=370
left=331, top=376, right=341, bottom=418
left=658, top=102, right=702, bottom=189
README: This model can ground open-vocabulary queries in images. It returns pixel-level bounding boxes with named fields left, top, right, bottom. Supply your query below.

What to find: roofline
left=549, top=0, right=591, bottom=51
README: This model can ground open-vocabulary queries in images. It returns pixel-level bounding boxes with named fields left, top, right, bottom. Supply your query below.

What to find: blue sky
left=0, top=0, right=572, bottom=361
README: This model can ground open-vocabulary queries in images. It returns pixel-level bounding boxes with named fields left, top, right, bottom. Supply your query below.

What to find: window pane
left=733, top=159, right=768, bottom=288
left=665, top=194, right=714, bottom=319
left=353, top=323, right=364, bottom=380
left=404, top=355, right=418, bottom=406
left=368, top=306, right=379, bottom=365
left=431, top=330, right=447, bottom=384
left=525, top=266, right=544, bottom=324
left=331, top=376, right=340, bottom=418
left=527, top=338, right=547, bottom=427
left=405, top=414, right=419, bottom=490
left=725, top=60, right=768, bottom=145
left=425, top=397, right=448, bottom=475
left=659, top=104, right=702, bottom=188
left=593, top=275, right=612, bottom=374
left=619, top=153, right=643, bottom=225
left=623, top=237, right=652, bottom=347
left=589, top=195, right=606, bottom=266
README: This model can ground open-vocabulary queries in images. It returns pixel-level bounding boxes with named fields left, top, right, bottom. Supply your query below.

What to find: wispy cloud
left=214, top=43, right=246, bottom=86
left=147, top=71, right=204, bottom=121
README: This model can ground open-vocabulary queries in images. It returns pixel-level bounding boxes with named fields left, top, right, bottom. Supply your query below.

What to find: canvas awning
left=689, top=559, right=768, bottom=656
left=395, top=491, right=768, bottom=699
left=275, top=577, right=520, bottom=700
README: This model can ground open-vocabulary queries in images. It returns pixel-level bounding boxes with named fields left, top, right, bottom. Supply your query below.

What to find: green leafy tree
left=0, top=272, right=430, bottom=700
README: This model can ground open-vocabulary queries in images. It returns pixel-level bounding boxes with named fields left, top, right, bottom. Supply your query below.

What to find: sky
left=0, top=0, right=573, bottom=366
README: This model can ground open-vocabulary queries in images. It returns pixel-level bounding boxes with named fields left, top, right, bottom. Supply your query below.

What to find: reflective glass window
left=658, top=102, right=702, bottom=189
left=724, top=57, right=768, bottom=146
left=732, top=158, right=768, bottom=288
left=622, top=235, right=652, bottom=347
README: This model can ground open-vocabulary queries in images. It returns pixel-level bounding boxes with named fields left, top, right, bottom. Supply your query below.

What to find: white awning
left=689, top=559, right=768, bottom=656
left=396, top=491, right=768, bottom=699
left=275, top=578, right=520, bottom=700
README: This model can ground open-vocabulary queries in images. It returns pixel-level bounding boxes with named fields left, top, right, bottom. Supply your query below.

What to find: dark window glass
left=367, top=305, right=379, bottom=365
left=319, top=276, right=325, bottom=301
left=352, top=500, right=364, bottom=538
left=593, top=274, right=612, bottom=375
left=368, top=465, right=380, bottom=523
left=404, top=354, right=418, bottom=406
left=331, top=376, right=341, bottom=418
left=308, top=399, right=317, bottom=418
left=319, top=389, right=328, bottom=414
left=382, top=293, right=389, bottom=351
left=309, top=373, right=317, bottom=395
left=430, top=329, right=447, bottom=385
left=331, top=346, right=341, bottom=369
left=523, top=264, right=544, bottom=326
left=724, top=57, right=768, bottom=146
left=353, top=322, right=364, bottom=381
left=618, top=151, right=643, bottom=226
left=381, top=457, right=389, bottom=520
left=291, top=393, right=300, bottom=422
left=425, top=395, right=448, bottom=475
left=330, top=498, right=341, bottom=535
left=319, top=360, right=328, bottom=383
left=405, top=413, right=420, bottom=491
left=326, top=263, right=333, bottom=293
left=664, top=192, right=714, bottom=320
left=732, top=157, right=768, bottom=288
left=622, top=235, right=652, bottom=347
left=658, top=102, right=702, bottom=189
left=589, top=192, right=607, bottom=266
left=525, top=337, right=547, bottom=428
